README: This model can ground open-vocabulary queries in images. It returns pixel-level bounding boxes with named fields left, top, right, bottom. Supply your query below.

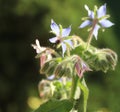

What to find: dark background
left=0, top=0, right=120, bottom=112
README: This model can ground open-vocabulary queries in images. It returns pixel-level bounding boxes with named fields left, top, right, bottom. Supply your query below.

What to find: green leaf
left=33, top=99, right=73, bottom=112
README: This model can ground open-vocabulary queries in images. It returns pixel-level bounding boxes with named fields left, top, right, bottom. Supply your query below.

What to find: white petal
left=31, top=39, right=44, bottom=54
left=31, top=44, right=37, bottom=49
left=97, top=3, right=106, bottom=18
left=93, top=24, right=100, bottom=40
left=36, top=39, right=41, bottom=48
left=61, top=43, right=66, bottom=57
left=36, top=49, right=41, bottom=54
left=84, top=5, right=89, bottom=11
left=31, top=44, right=41, bottom=53
left=49, top=37, right=58, bottom=43
left=99, top=19, right=114, bottom=28
left=79, top=20, right=92, bottom=28
left=62, top=26, right=71, bottom=37
left=84, top=5, right=94, bottom=19
left=50, top=19, right=60, bottom=36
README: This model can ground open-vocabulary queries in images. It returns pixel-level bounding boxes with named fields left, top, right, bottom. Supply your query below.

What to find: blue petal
left=50, top=19, right=60, bottom=36
left=99, top=19, right=114, bottom=28
left=49, top=37, right=58, bottom=43
left=47, top=75, right=55, bottom=80
left=84, top=5, right=94, bottom=19
left=61, top=43, right=66, bottom=56
left=62, top=26, right=71, bottom=37
left=64, top=39, right=73, bottom=48
left=93, top=24, right=100, bottom=40
left=97, top=3, right=106, bottom=18
left=79, top=20, right=92, bottom=28
left=89, top=11, right=94, bottom=19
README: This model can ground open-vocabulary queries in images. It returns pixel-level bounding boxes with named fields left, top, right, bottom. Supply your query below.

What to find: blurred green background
left=0, top=0, right=119, bottom=112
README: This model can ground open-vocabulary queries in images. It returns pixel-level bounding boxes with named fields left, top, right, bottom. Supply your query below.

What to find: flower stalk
left=70, top=75, right=79, bottom=100
left=86, top=19, right=98, bottom=50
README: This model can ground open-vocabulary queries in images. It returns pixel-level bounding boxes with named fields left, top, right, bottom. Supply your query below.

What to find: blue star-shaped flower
left=79, top=3, right=114, bottom=39
left=49, top=19, right=73, bottom=56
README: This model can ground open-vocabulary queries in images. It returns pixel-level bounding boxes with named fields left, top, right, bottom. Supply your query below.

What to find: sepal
left=71, top=37, right=117, bottom=72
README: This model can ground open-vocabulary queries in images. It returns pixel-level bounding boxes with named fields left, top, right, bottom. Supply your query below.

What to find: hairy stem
left=78, top=78, right=89, bottom=112
left=86, top=19, right=98, bottom=50
left=70, top=75, right=78, bottom=100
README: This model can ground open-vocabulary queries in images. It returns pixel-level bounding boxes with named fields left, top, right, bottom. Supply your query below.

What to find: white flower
left=31, top=39, right=46, bottom=54
left=32, top=39, right=52, bottom=67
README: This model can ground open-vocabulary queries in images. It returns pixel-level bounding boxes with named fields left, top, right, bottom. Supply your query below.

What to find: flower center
left=56, top=36, right=63, bottom=44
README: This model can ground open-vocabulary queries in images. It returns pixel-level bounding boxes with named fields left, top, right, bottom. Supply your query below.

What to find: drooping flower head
left=79, top=3, right=114, bottom=39
left=74, top=55, right=91, bottom=78
left=49, top=19, right=73, bottom=56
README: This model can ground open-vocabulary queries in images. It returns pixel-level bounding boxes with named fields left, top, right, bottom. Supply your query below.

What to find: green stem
left=66, top=47, right=70, bottom=56
left=86, top=29, right=93, bottom=50
left=78, top=78, right=89, bottom=112
left=70, top=75, right=78, bottom=100
left=86, top=19, right=98, bottom=50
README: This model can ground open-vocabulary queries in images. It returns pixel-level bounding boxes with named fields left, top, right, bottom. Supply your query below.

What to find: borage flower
left=79, top=3, right=114, bottom=39
left=49, top=19, right=73, bottom=56
left=32, top=39, right=46, bottom=54
left=32, top=39, right=52, bottom=67
left=74, top=55, right=91, bottom=78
